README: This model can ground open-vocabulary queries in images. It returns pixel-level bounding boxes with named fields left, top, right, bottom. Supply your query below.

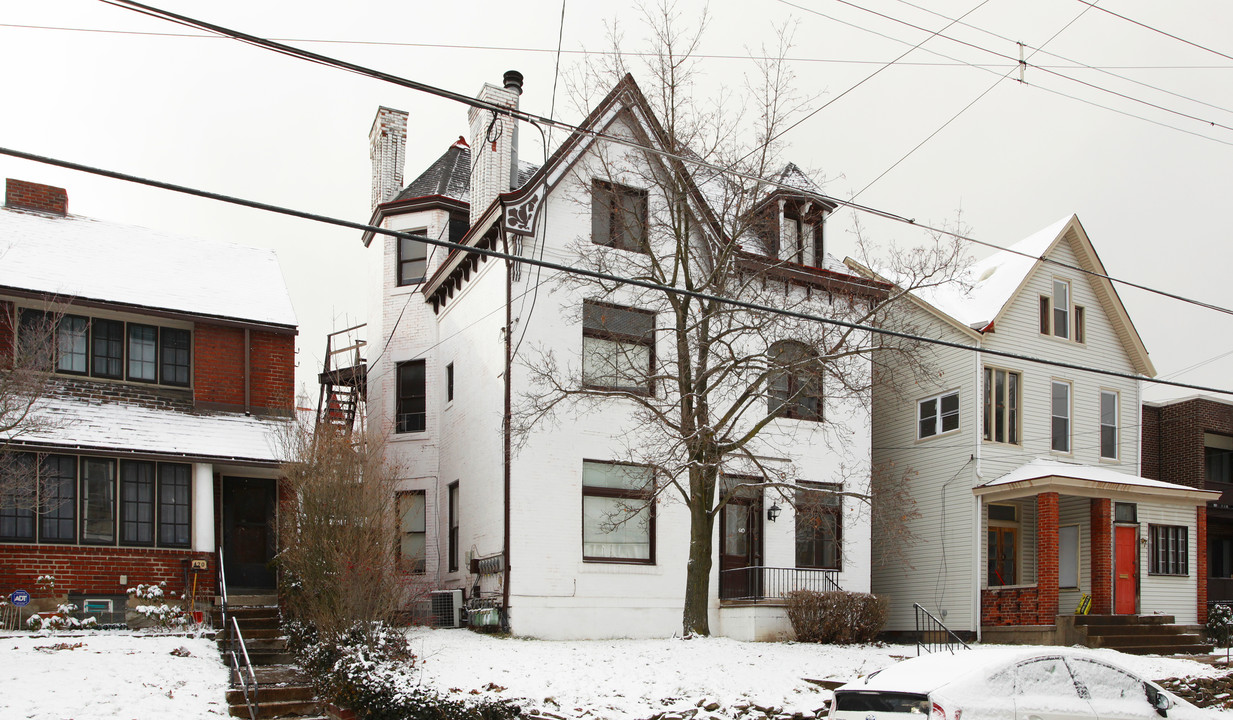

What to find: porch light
left=767, top=503, right=782, bottom=523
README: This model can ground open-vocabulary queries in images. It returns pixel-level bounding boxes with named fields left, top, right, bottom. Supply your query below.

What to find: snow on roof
left=978, top=457, right=1201, bottom=493
left=7, top=387, right=290, bottom=465
left=0, top=208, right=297, bottom=328
left=913, top=215, right=1073, bottom=330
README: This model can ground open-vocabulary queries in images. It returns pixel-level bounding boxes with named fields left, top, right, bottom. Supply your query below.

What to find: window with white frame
left=582, top=461, right=654, bottom=563
left=918, top=390, right=959, bottom=439
left=1051, top=381, right=1071, bottom=453
left=983, top=367, right=1020, bottom=444
left=1100, top=390, right=1119, bottom=460
left=397, top=231, right=428, bottom=286
left=1149, top=524, right=1188, bottom=575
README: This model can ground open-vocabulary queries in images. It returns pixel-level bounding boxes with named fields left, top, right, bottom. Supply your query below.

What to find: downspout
left=973, top=338, right=983, bottom=642
left=501, top=226, right=513, bottom=632
left=244, top=328, right=251, bottom=415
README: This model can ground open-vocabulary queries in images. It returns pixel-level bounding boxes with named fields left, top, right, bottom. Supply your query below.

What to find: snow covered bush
left=26, top=603, right=99, bottom=633
left=127, top=582, right=189, bottom=631
left=784, top=590, right=888, bottom=644
left=1206, top=603, right=1233, bottom=648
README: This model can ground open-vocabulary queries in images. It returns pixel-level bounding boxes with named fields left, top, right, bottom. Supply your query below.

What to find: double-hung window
left=591, top=180, right=648, bottom=252
left=987, top=503, right=1018, bottom=586
left=582, top=461, right=654, bottom=563
left=160, top=329, right=191, bottom=387
left=1040, top=278, right=1085, bottom=341
left=397, top=232, right=428, bottom=286
left=92, top=319, right=124, bottom=379
left=395, top=360, right=427, bottom=433
left=1051, top=381, right=1072, bottom=453
left=127, top=324, right=158, bottom=382
left=983, top=367, right=1020, bottom=444
left=1149, top=525, right=1188, bottom=575
left=57, top=315, right=89, bottom=374
left=157, top=464, right=192, bottom=547
left=120, top=460, right=156, bottom=545
left=918, top=390, right=959, bottom=439
left=0, top=454, right=37, bottom=541
left=397, top=490, right=426, bottom=573
left=768, top=341, right=823, bottom=421
left=447, top=482, right=459, bottom=573
left=795, top=483, right=841, bottom=570
left=1100, top=390, right=1119, bottom=460
left=581, top=300, right=655, bottom=394
left=81, top=458, right=117, bottom=544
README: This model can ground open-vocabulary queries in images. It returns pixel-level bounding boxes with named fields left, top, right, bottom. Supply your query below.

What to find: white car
left=828, top=647, right=1213, bottom=719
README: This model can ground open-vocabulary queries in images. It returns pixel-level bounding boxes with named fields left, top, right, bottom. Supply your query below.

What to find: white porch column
left=192, top=463, right=215, bottom=553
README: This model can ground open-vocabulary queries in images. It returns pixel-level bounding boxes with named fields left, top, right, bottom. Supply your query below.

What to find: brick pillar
left=1037, top=492, right=1060, bottom=624
left=1090, top=498, right=1113, bottom=614
left=1199, top=506, right=1208, bottom=624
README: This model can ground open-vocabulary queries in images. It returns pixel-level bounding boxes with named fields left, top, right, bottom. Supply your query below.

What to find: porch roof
left=973, top=458, right=1216, bottom=505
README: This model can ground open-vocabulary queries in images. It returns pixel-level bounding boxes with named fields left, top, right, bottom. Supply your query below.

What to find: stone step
left=218, top=637, right=287, bottom=653
left=215, top=606, right=280, bottom=620
left=225, top=649, right=294, bottom=666
left=227, top=594, right=279, bottom=607
left=227, top=684, right=314, bottom=705
left=1107, top=643, right=1214, bottom=656
left=1084, top=623, right=1197, bottom=638
left=251, top=665, right=309, bottom=685
left=1074, top=614, right=1175, bottom=626
left=214, top=614, right=281, bottom=631
left=1087, top=631, right=1206, bottom=649
left=228, top=698, right=319, bottom=718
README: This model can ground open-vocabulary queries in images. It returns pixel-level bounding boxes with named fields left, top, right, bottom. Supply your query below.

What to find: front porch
left=716, top=566, right=841, bottom=642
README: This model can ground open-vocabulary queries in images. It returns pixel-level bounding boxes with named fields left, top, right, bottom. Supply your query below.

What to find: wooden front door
left=1114, top=525, right=1138, bottom=615
left=719, top=494, right=762, bottom=599
left=222, top=477, right=277, bottom=590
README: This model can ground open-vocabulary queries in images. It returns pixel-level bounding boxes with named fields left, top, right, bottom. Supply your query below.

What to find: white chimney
left=369, top=106, right=408, bottom=212
left=468, top=71, right=523, bottom=227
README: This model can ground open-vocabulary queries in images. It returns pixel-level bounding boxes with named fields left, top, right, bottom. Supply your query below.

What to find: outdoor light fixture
left=767, top=503, right=782, bottom=522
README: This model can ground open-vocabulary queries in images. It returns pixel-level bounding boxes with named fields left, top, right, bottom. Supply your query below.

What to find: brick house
left=346, top=73, right=886, bottom=640
left=0, top=179, right=297, bottom=623
left=1142, top=395, right=1233, bottom=610
left=853, top=216, right=1216, bottom=649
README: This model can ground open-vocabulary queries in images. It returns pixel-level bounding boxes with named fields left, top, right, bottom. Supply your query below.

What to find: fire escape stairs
left=316, top=324, right=367, bottom=433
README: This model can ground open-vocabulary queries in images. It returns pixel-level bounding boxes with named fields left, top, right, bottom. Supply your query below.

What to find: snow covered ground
left=0, top=632, right=228, bottom=720
left=408, top=628, right=1233, bottom=719
left=0, top=627, right=1229, bottom=719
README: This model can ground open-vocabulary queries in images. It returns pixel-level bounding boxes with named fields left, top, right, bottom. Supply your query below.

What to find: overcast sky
left=2, top=0, right=1231, bottom=409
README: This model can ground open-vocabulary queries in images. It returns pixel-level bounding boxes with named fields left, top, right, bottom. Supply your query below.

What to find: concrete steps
left=218, top=595, right=321, bottom=719
left=1076, top=614, right=1214, bottom=655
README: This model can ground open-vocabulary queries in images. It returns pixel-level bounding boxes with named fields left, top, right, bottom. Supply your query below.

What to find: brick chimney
left=5, top=179, right=67, bottom=216
left=369, top=106, right=408, bottom=212
left=468, top=71, right=523, bottom=227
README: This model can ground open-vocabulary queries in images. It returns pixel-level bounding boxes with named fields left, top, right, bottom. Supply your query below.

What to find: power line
left=5, top=20, right=1231, bottom=71
left=98, top=0, right=1233, bottom=322
left=4, top=144, right=1232, bottom=400
left=1075, top=0, right=1233, bottom=64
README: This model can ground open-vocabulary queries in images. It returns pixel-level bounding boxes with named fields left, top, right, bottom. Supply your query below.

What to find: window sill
left=1098, top=456, right=1121, bottom=464
left=984, top=583, right=1037, bottom=591
left=582, top=558, right=655, bottom=566
left=917, top=428, right=962, bottom=443
left=1146, top=572, right=1190, bottom=578
left=982, top=440, right=1023, bottom=447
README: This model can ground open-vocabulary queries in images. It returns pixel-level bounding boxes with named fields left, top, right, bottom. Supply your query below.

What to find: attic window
left=591, top=180, right=647, bottom=253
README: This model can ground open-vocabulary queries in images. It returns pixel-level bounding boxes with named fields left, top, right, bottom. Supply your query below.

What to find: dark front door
left=222, top=477, right=277, bottom=590
left=719, top=493, right=762, bottom=599
left=1114, top=525, right=1138, bottom=615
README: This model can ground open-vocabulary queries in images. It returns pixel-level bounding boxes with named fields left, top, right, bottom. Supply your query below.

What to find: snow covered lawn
left=0, top=632, right=229, bottom=720
left=408, top=628, right=1233, bottom=719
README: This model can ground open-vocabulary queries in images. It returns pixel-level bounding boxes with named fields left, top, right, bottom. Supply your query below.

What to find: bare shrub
left=784, top=590, right=888, bottom=644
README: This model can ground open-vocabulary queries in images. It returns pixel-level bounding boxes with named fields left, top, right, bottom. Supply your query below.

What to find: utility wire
left=1075, top=0, right=1233, bottom=64
left=98, top=0, right=1233, bottom=321
left=5, top=144, right=1233, bottom=400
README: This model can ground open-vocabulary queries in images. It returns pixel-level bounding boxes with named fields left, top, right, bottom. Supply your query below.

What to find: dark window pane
left=120, top=461, right=155, bottom=545
left=398, top=236, right=428, bottom=286
left=591, top=181, right=647, bottom=252
left=582, top=301, right=655, bottom=394
left=396, top=360, right=426, bottom=433
left=92, top=319, right=124, bottom=378
left=39, top=455, right=76, bottom=542
left=127, top=324, right=157, bottom=382
left=398, top=491, right=426, bottom=573
left=0, top=453, right=37, bottom=540
left=57, top=316, right=89, bottom=374
left=158, top=464, right=191, bottom=547
left=795, top=484, right=840, bottom=569
left=160, top=328, right=191, bottom=386
left=81, top=458, right=116, bottom=543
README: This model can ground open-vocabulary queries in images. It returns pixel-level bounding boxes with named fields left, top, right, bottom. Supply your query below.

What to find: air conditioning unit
left=429, top=589, right=464, bottom=628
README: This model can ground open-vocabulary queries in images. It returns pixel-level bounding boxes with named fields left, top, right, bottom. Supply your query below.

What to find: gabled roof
left=0, top=207, right=297, bottom=329
left=389, top=139, right=540, bottom=206
left=868, top=215, right=1154, bottom=376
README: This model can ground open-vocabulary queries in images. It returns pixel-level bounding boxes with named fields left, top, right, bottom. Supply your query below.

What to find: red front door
left=1114, top=525, right=1138, bottom=615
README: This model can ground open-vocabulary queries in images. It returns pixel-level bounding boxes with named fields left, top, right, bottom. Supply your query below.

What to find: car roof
left=843, top=647, right=1091, bottom=695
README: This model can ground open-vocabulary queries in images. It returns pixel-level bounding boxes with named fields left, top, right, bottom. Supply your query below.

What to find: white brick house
left=356, top=72, right=885, bottom=640
left=851, top=217, right=1216, bottom=649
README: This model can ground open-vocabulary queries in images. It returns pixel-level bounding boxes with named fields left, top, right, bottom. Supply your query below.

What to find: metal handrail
left=718, top=565, right=841, bottom=601
left=230, top=615, right=259, bottom=720
left=913, top=603, right=970, bottom=656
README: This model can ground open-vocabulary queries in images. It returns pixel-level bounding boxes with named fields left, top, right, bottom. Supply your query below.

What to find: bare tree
left=515, top=2, right=969, bottom=635
left=277, top=415, right=411, bottom=641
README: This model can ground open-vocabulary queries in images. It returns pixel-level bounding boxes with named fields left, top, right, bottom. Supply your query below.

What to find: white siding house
left=852, top=217, right=1215, bottom=647
left=354, top=73, right=885, bottom=640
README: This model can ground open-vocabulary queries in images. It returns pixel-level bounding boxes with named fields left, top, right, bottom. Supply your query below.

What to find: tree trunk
left=682, top=468, right=716, bottom=636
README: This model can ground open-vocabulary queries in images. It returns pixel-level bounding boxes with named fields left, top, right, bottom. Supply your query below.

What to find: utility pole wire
left=94, top=0, right=1233, bottom=321
left=1075, top=0, right=1233, bottom=64
left=4, top=143, right=1231, bottom=399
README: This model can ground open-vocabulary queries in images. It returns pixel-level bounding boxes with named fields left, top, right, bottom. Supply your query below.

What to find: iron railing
left=913, top=603, right=970, bottom=656
left=718, top=566, right=840, bottom=601
left=229, top=615, right=259, bottom=720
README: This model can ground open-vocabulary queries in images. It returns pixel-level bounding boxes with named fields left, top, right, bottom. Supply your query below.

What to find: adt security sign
left=9, top=590, right=30, bottom=607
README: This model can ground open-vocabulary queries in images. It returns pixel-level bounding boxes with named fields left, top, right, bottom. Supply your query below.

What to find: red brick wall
left=1037, top=492, right=1060, bottom=621
left=193, top=323, right=294, bottom=412
left=1090, top=498, right=1113, bottom=614
left=0, top=544, right=216, bottom=603
left=1142, top=398, right=1233, bottom=489
left=1199, top=506, right=1208, bottom=623
left=982, top=587, right=1043, bottom=626
left=5, top=179, right=67, bottom=216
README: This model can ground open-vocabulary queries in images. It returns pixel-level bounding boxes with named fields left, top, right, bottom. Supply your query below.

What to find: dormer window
left=755, top=198, right=827, bottom=267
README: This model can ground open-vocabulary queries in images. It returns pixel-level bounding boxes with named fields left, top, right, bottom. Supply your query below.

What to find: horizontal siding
left=1139, top=503, right=1199, bottom=623
left=1058, top=496, right=1092, bottom=614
